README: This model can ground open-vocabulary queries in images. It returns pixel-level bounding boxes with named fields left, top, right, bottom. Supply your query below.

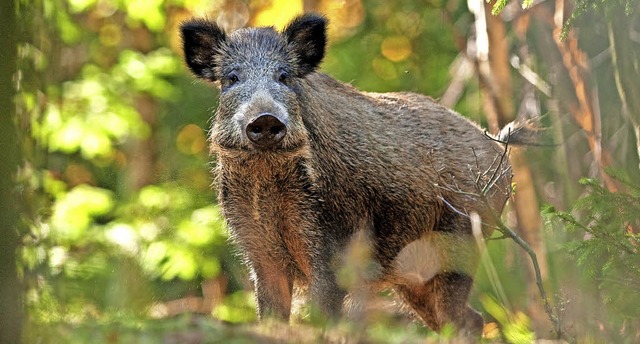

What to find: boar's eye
left=221, top=71, right=240, bottom=90
left=277, top=70, right=290, bottom=85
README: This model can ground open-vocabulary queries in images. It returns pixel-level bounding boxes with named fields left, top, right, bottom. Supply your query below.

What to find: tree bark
left=0, top=0, right=24, bottom=342
left=552, top=0, right=621, bottom=192
left=127, top=94, right=159, bottom=191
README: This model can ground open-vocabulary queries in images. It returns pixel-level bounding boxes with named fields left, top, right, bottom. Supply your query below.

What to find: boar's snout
left=245, top=113, right=287, bottom=148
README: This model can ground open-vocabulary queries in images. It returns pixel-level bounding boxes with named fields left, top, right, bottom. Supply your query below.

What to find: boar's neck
left=296, top=73, right=381, bottom=205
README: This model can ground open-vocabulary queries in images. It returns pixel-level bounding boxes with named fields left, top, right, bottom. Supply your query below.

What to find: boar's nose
left=245, top=114, right=287, bottom=148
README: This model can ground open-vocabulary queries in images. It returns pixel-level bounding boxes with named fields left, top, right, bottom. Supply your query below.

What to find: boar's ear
left=180, top=19, right=226, bottom=81
left=283, top=13, right=327, bottom=76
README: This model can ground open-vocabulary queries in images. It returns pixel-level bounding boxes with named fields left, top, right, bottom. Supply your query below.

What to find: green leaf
left=51, top=185, right=114, bottom=242
left=213, top=291, right=257, bottom=323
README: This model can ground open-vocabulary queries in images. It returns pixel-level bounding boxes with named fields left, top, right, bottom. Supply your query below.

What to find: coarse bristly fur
left=181, top=13, right=517, bottom=338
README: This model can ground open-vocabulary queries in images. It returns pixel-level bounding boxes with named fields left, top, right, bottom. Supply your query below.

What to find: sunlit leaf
left=80, top=128, right=113, bottom=159
left=180, top=0, right=221, bottom=13
left=503, top=312, right=535, bottom=344
left=213, top=291, right=257, bottom=323
left=123, top=0, right=166, bottom=32
left=43, top=172, right=68, bottom=197
left=48, top=246, right=68, bottom=274
left=142, top=241, right=168, bottom=276
left=56, top=10, right=83, bottom=43
left=161, top=248, right=197, bottom=280
left=480, top=295, right=535, bottom=344
left=192, top=205, right=228, bottom=243
left=147, top=48, right=181, bottom=76
left=521, top=0, right=534, bottom=9
left=67, top=0, right=98, bottom=13
left=253, top=0, right=303, bottom=29
left=48, top=117, right=85, bottom=153
left=200, top=259, right=221, bottom=279
left=121, top=51, right=148, bottom=79
left=51, top=185, right=114, bottom=242
left=138, top=185, right=171, bottom=210
left=105, top=223, right=140, bottom=255
left=22, top=245, right=47, bottom=270
left=177, top=219, right=214, bottom=247
left=138, top=222, right=160, bottom=241
left=480, top=294, right=508, bottom=324
left=491, top=0, right=509, bottom=15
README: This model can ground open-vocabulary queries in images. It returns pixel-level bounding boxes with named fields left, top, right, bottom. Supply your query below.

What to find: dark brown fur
left=181, top=14, right=511, bottom=337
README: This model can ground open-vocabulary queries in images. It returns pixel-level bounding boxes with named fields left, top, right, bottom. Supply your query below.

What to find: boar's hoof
left=246, top=114, right=287, bottom=148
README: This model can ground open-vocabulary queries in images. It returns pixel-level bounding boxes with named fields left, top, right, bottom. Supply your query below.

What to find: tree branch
left=436, top=139, right=567, bottom=340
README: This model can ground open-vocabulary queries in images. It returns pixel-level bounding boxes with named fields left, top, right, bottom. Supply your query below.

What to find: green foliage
left=480, top=295, right=535, bottom=344
left=543, top=173, right=640, bottom=326
left=562, top=0, right=637, bottom=39
left=489, top=0, right=637, bottom=40
left=20, top=0, right=479, bottom=336
left=25, top=314, right=258, bottom=344
left=23, top=180, right=234, bottom=318
left=365, top=320, right=435, bottom=343
left=18, top=0, right=248, bottom=333
left=324, top=0, right=459, bottom=96
left=212, top=291, right=257, bottom=324
left=490, top=0, right=534, bottom=15
left=15, top=0, right=639, bottom=342
left=34, top=48, right=181, bottom=160
left=490, top=0, right=510, bottom=15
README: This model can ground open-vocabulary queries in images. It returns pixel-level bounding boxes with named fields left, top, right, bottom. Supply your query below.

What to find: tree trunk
left=607, top=3, right=640, bottom=173
left=127, top=94, right=158, bottom=191
left=469, top=0, right=549, bottom=330
left=551, top=0, right=621, bottom=192
left=0, top=0, right=23, bottom=341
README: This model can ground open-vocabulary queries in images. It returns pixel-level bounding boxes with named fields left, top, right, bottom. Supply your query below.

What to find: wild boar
left=181, top=13, right=514, bottom=336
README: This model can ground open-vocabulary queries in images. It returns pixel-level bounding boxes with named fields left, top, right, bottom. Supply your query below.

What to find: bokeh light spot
left=99, top=24, right=122, bottom=47
left=176, top=124, right=207, bottom=155
left=381, top=35, right=412, bottom=62
left=252, top=0, right=303, bottom=29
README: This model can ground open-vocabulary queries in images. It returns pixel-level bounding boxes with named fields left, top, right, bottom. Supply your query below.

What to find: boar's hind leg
left=396, top=272, right=483, bottom=337
left=252, top=263, right=293, bottom=321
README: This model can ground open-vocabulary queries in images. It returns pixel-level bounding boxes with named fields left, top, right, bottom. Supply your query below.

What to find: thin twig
left=493, top=217, right=563, bottom=338
left=486, top=234, right=509, bottom=241
left=481, top=129, right=511, bottom=196
left=484, top=129, right=509, bottom=144
left=435, top=136, right=567, bottom=340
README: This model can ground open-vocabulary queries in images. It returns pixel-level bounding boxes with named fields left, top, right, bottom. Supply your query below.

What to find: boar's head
left=181, top=14, right=327, bottom=153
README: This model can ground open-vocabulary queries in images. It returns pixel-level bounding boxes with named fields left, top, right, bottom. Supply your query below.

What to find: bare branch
left=433, top=136, right=567, bottom=339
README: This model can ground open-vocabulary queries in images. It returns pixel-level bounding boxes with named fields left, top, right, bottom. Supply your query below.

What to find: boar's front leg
left=250, top=260, right=293, bottom=321
left=308, top=238, right=348, bottom=319
left=310, top=267, right=345, bottom=317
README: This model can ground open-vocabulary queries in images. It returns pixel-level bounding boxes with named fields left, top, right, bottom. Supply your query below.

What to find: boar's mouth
left=211, top=133, right=308, bottom=156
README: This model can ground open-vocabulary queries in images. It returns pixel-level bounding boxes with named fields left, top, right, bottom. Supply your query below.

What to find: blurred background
left=3, top=0, right=640, bottom=342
